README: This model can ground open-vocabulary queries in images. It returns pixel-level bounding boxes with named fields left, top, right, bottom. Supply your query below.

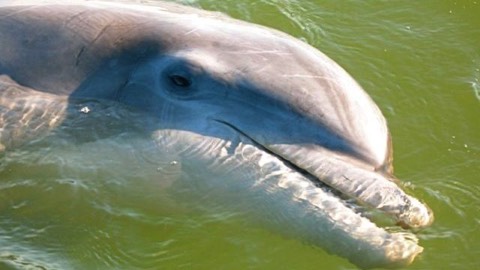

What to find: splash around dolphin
left=0, top=1, right=433, bottom=268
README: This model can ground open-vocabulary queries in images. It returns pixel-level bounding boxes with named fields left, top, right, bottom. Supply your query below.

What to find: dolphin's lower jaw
left=153, top=128, right=423, bottom=268
left=254, top=167, right=424, bottom=269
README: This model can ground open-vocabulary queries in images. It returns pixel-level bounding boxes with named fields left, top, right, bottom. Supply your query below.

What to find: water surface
left=0, top=0, right=479, bottom=269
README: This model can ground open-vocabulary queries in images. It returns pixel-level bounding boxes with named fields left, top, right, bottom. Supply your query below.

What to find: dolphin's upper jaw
left=397, top=200, right=434, bottom=229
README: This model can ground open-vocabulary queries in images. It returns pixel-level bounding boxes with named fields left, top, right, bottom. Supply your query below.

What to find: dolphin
left=0, top=1, right=433, bottom=268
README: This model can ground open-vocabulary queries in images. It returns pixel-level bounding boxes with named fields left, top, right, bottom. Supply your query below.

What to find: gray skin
left=0, top=1, right=433, bottom=268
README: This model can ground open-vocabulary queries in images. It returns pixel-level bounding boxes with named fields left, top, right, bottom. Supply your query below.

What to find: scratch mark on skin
left=228, top=50, right=291, bottom=55
left=75, top=46, right=86, bottom=66
left=74, top=24, right=111, bottom=66
left=184, top=28, right=201, bottom=36
left=281, top=74, right=329, bottom=79
left=63, top=10, right=90, bottom=28
left=89, top=25, right=111, bottom=48
left=0, top=5, right=37, bottom=19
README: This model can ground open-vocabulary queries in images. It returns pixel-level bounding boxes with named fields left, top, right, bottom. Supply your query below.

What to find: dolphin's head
left=0, top=2, right=433, bottom=268
left=91, top=11, right=433, bottom=228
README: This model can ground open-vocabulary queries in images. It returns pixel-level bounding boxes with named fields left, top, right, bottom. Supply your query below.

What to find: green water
left=1, top=0, right=479, bottom=269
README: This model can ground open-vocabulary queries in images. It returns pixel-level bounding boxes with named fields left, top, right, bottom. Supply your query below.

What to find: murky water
left=0, top=0, right=479, bottom=269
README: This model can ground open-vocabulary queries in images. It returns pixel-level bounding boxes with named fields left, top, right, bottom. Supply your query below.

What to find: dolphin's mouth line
left=212, top=119, right=314, bottom=175
left=212, top=119, right=362, bottom=210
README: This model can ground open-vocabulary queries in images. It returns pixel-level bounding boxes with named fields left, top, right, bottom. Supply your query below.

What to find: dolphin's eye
left=169, top=74, right=192, bottom=88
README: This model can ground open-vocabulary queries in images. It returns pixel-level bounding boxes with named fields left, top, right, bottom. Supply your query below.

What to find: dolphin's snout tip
left=352, top=232, right=423, bottom=269
left=398, top=198, right=434, bottom=229
left=386, top=237, right=424, bottom=269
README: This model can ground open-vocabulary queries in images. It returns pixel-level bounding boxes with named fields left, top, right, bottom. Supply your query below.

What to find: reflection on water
left=471, top=67, right=480, bottom=101
left=1, top=0, right=479, bottom=269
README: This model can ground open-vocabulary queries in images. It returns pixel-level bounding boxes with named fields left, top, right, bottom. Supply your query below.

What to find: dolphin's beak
left=264, top=143, right=434, bottom=229
left=154, top=124, right=427, bottom=269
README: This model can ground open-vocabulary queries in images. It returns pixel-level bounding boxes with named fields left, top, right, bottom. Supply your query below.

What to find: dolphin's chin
left=151, top=127, right=424, bottom=269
